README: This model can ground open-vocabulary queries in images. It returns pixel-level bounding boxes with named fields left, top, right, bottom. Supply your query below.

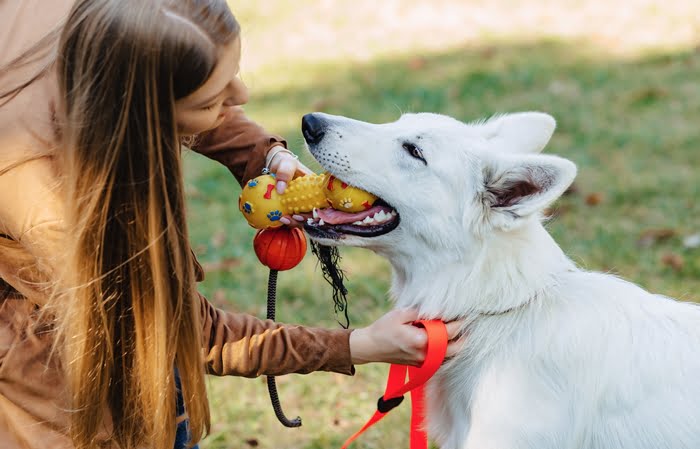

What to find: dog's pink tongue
left=317, top=205, right=386, bottom=225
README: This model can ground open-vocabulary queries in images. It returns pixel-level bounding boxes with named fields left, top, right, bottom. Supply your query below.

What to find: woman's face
left=175, top=37, right=248, bottom=135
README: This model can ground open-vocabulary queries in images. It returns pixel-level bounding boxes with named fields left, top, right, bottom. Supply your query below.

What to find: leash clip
left=377, top=395, right=405, bottom=413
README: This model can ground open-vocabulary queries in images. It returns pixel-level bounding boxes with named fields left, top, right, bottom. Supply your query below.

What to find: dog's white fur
left=306, top=112, right=700, bottom=449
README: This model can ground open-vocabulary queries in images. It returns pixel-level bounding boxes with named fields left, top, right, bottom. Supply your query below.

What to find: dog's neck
left=386, top=220, right=576, bottom=320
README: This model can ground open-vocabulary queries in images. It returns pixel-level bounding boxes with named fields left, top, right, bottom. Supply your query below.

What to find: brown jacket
left=0, top=2, right=353, bottom=448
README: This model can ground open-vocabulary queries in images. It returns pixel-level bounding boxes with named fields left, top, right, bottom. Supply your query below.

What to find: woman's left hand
left=267, top=147, right=314, bottom=194
left=266, top=147, right=314, bottom=226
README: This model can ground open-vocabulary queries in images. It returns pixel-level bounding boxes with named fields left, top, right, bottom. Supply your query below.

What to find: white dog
left=300, top=111, right=700, bottom=449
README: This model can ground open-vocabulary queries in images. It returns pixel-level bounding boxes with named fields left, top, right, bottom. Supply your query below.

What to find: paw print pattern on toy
left=339, top=198, right=354, bottom=209
left=267, top=210, right=283, bottom=222
left=247, top=179, right=258, bottom=187
left=243, top=202, right=254, bottom=214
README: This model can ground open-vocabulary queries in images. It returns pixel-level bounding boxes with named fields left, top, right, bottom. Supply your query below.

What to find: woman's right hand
left=349, top=309, right=465, bottom=366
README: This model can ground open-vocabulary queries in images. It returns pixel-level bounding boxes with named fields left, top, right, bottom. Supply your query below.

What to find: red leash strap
left=341, top=320, right=448, bottom=449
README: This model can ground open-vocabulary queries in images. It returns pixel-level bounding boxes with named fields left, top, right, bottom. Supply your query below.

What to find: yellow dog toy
left=239, top=173, right=378, bottom=229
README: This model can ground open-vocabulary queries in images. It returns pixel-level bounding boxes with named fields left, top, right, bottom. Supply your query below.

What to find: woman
left=0, top=1, right=462, bottom=448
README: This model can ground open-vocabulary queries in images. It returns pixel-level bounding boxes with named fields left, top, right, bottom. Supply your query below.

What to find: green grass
left=187, top=2, right=700, bottom=448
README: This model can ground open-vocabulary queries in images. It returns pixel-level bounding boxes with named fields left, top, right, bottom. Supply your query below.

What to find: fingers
left=445, top=334, right=468, bottom=359
left=405, top=326, right=428, bottom=349
left=445, top=320, right=463, bottom=340
left=389, top=307, right=420, bottom=324
left=273, top=157, right=298, bottom=193
left=444, top=318, right=467, bottom=359
left=398, top=326, right=428, bottom=367
left=294, top=161, right=314, bottom=177
left=269, top=153, right=314, bottom=194
left=386, top=308, right=426, bottom=357
left=443, top=319, right=466, bottom=359
left=281, top=215, right=304, bottom=228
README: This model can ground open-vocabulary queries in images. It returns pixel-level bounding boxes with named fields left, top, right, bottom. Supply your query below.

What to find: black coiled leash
left=266, top=269, right=302, bottom=427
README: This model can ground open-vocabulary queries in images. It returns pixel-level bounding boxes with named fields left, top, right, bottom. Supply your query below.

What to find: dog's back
left=559, top=271, right=700, bottom=448
left=431, top=270, right=700, bottom=449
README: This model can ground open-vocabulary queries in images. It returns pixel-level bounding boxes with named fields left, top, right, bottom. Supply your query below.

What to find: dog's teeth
left=363, top=216, right=374, bottom=224
left=312, top=208, right=319, bottom=219
left=372, top=210, right=391, bottom=223
left=319, top=219, right=325, bottom=226
left=307, top=218, right=314, bottom=225
left=390, top=210, right=397, bottom=217
left=353, top=221, right=363, bottom=225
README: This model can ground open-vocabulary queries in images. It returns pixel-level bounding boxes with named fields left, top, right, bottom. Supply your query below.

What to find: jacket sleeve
left=198, top=291, right=355, bottom=377
left=190, top=106, right=287, bottom=186
left=0, top=157, right=65, bottom=306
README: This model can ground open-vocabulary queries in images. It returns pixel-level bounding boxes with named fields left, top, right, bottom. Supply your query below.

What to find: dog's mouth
left=301, top=183, right=400, bottom=239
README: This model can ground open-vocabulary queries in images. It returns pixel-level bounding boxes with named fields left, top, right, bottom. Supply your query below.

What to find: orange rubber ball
left=253, top=227, right=307, bottom=271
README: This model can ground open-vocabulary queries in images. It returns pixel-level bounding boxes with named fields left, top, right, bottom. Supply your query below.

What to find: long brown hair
left=54, top=1, right=239, bottom=448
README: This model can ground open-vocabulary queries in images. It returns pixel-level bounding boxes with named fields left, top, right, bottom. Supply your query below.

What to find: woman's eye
left=402, top=142, right=426, bottom=164
left=202, top=104, right=217, bottom=111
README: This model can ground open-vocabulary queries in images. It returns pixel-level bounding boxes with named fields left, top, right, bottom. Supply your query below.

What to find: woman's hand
left=349, top=309, right=465, bottom=366
left=266, top=146, right=313, bottom=194
left=266, top=146, right=314, bottom=226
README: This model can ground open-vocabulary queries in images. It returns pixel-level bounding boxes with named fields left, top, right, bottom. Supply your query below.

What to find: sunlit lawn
left=186, top=1, right=700, bottom=448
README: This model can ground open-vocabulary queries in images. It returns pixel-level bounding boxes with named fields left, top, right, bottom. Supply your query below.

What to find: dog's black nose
left=302, top=113, right=326, bottom=145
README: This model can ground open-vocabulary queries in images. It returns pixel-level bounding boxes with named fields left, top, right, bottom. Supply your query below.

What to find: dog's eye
left=402, top=142, right=426, bottom=165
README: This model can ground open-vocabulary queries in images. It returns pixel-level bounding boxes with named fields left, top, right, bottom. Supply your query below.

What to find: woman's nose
left=224, top=78, right=249, bottom=106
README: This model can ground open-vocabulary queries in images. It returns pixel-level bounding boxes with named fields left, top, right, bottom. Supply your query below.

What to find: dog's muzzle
left=300, top=113, right=401, bottom=239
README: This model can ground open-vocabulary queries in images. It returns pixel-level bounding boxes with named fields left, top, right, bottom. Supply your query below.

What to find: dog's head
left=301, top=111, right=576, bottom=261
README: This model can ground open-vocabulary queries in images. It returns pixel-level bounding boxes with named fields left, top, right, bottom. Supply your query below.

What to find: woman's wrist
left=349, top=327, right=373, bottom=365
left=264, top=145, right=295, bottom=169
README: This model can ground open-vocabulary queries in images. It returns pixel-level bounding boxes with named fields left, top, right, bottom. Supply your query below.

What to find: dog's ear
left=482, top=112, right=556, bottom=154
left=482, top=154, right=576, bottom=230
